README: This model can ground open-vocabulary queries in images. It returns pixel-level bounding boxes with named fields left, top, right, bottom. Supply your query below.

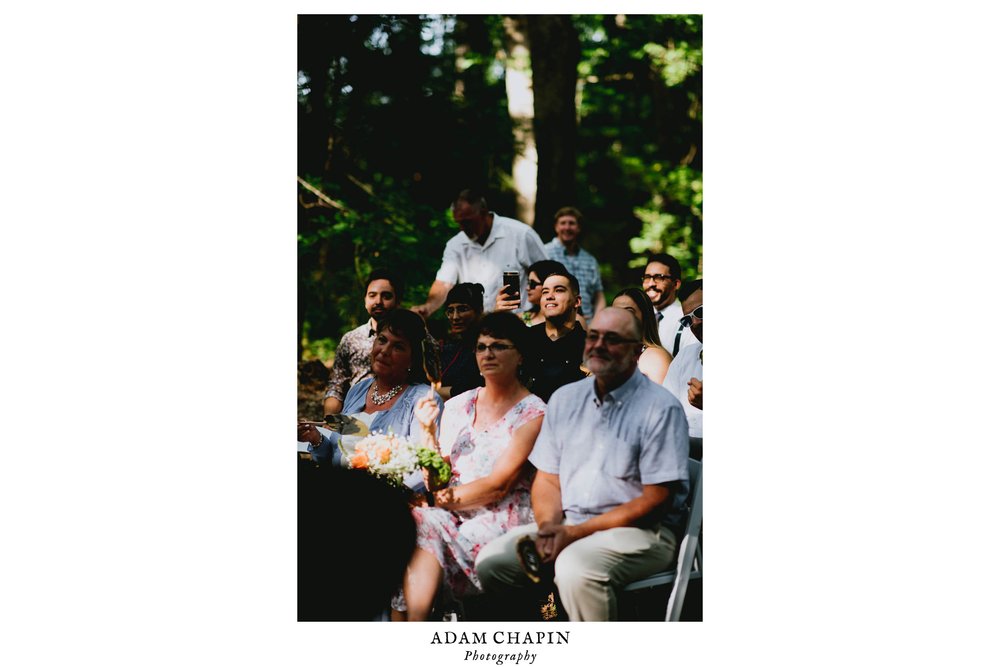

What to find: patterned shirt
left=323, top=322, right=375, bottom=402
left=544, top=239, right=604, bottom=318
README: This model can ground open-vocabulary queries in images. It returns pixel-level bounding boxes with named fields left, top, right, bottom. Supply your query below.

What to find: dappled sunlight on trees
left=298, top=14, right=701, bottom=361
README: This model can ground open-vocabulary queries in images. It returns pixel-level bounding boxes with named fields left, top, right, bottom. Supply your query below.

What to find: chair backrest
left=664, top=457, right=703, bottom=621
left=682, top=458, right=702, bottom=545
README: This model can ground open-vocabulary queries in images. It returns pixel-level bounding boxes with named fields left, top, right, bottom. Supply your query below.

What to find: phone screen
left=502, top=271, right=520, bottom=301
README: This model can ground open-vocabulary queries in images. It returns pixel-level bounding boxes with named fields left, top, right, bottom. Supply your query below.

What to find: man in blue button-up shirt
left=544, top=206, right=605, bottom=321
left=476, top=307, right=689, bottom=620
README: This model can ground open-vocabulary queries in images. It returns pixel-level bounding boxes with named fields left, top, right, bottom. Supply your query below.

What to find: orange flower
left=377, top=447, right=392, bottom=464
left=350, top=452, right=369, bottom=469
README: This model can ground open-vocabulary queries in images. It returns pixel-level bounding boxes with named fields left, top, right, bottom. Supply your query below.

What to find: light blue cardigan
left=309, top=378, right=444, bottom=489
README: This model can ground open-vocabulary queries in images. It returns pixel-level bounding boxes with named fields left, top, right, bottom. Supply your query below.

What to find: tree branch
left=297, top=176, right=346, bottom=210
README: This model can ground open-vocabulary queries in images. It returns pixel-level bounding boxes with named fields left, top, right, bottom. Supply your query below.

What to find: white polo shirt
left=435, top=214, right=548, bottom=312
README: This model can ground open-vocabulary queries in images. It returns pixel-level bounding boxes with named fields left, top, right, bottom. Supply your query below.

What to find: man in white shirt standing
left=662, top=279, right=702, bottom=459
left=642, top=253, right=698, bottom=357
left=412, top=188, right=548, bottom=318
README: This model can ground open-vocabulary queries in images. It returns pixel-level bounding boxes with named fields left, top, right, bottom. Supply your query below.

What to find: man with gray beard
left=475, top=307, right=690, bottom=621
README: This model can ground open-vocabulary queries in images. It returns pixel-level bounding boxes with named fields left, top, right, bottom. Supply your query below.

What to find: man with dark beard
left=322, top=269, right=402, bottom=415
left=475, top=307, right=690, bottom=621
left=642, top=253, right=698, bottom=357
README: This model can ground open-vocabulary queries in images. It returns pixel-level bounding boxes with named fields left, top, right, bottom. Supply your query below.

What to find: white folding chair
left=622, top=457, right=703, bottom=621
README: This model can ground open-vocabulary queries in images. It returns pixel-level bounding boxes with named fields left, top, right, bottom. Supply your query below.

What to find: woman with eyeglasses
left=436, top=283, right=486, bottom=401
left=610, top=287, right=673, bottom=384
left=297, top=309, right=443, bottom=487
left=393, top=311, right=545, bottom=621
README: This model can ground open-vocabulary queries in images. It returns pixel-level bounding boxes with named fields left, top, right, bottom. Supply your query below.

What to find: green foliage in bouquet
left=416, top=446, right=452, bottom=488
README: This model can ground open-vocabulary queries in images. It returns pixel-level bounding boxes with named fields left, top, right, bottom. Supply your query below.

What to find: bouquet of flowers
left=339, top=430, right=451, bottom=488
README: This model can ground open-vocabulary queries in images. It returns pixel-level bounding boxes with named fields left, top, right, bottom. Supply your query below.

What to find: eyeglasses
left=445, top=304, right=474, bottom=316
left=679, top=306, right=703, bottom=328
left=642, top=273, right=675, bottom=284
left=475, top=342, right=515, bottom=354
left=584, top=332, right=640, bottom=347
left=527, top=280, right=542, bottom=290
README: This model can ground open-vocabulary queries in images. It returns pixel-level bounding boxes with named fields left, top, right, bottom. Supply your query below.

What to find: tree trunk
left=525, top=16, right=580, bottom=230
left=453, top=15, right=491, bottom=101
left=501, top=16, right=536, bottom=226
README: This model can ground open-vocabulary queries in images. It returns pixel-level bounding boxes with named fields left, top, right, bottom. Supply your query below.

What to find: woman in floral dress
left=395, top=311, right=545, bottom=621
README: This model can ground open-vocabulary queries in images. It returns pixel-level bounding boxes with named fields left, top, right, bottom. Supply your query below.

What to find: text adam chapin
left=430, top=630, right=570, bottom=665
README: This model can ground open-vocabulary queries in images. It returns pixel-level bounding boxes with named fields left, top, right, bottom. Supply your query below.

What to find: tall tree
left=501, top=16, right=536, bottom=226
left=525, top=15, right=580, bottom=231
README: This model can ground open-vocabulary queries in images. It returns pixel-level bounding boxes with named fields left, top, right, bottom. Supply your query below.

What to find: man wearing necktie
left=641, top=253, right=698, bottom=357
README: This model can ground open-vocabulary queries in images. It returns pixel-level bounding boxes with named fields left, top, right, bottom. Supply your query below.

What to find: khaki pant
left=475, top=522, right=677, bottom=621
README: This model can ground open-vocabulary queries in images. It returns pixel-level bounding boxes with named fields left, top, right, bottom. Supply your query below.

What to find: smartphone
left=502, top=271, right=520, bottom=302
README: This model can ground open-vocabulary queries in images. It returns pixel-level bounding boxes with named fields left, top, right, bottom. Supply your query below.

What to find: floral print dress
left=411, top=388, right=545, bottom=602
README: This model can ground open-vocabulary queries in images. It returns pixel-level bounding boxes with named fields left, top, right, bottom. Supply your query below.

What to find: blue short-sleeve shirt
left=528, top=369, right=689, bottom=532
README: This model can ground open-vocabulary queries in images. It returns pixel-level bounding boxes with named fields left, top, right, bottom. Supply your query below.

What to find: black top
left=525, top=323, right=587, bottom=402
left=440, top=338, right=483, bottom=397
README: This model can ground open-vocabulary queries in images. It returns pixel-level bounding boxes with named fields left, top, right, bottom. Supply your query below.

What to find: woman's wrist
left=411, top=490, right=434, bottom=507
left=422, top=430, right=439, bottom=452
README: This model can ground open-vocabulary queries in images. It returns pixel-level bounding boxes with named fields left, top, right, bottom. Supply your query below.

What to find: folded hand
left=535, top=522, right=579, bottom=564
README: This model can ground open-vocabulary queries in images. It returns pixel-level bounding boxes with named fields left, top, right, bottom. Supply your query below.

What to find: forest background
left=297, top=14, right=702, bottom=368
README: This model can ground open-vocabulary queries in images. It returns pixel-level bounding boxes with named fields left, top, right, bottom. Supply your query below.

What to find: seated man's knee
left=553, top=541, right=606, bottom=592
left=475, top=554, right=500, bottom=590
left=475, top=542, right=515, bottom=591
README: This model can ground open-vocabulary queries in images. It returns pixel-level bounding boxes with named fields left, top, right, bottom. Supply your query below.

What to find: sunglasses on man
left=679, top=305, right=703, bottom=328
